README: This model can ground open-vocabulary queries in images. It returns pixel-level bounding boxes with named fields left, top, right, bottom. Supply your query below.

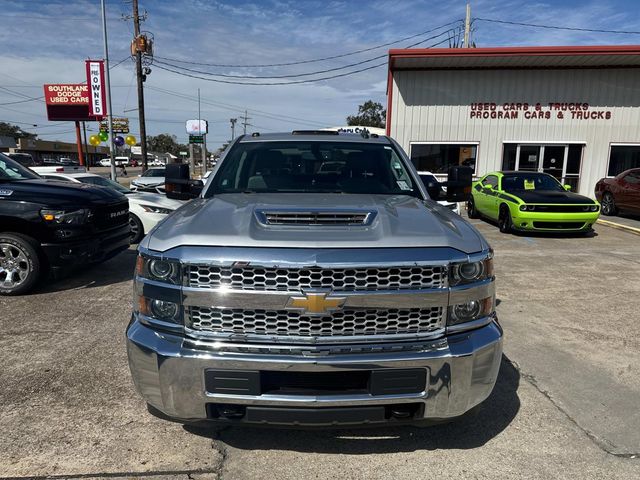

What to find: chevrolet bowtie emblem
left=286, top=291, right=346, bottom=316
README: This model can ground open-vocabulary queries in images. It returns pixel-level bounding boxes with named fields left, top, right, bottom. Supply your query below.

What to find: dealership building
left=386, top=45, right=640, bottom=196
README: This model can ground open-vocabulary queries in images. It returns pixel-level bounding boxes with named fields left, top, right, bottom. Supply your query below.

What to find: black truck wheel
left=0, top=233, right=41, bottom=295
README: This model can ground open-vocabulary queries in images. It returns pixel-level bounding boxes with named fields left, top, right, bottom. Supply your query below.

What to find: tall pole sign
left=85, top=60, right=107, bottom=117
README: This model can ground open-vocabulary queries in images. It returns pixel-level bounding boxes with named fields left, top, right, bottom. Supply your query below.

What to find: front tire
left=498, top=206, right=513, bottom=234
left=129, top=214, right=144, bottom=244
left=0, top=233, right=41, bottom=295
left=601, top=192, right=618, bottom=216
left=467, top=198, right=480, bottom=219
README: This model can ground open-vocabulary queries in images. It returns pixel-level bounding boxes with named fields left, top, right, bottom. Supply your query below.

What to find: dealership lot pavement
left=1, top=220, right=639, bottom=479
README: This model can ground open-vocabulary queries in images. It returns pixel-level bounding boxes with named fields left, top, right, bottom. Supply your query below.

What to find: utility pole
left=230, top=118, right=237, bottom=140
left=100, top=0, right=116, bottom=181
left=241, top=110, right=251, bottom=135
left=132, top=0, right=149, bottom=171
left=463, top=3, right=471, bottom=48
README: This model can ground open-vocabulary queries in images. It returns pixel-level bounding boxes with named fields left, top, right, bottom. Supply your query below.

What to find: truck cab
left=127, top=131, right=502, bottom=427
left=0, top=153, right=130, bottom=295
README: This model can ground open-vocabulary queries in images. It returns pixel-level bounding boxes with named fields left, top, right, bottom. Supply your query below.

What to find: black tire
left=0, top=233, right=41, bottom=295
left=467, top=198, right=480, bottom=219
left=129, top=213, right=144, bottom=244
left=498, top=206, right=513, bottom=234
left=601, top=192, right=618, bottom=216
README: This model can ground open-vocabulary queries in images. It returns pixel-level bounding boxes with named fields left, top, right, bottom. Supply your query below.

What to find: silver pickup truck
left=127, top=131, right=502, bottom=427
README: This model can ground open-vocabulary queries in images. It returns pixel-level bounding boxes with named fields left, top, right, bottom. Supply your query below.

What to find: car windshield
left=501, top=173, right=565, bottom=192
left=142, top=169, right=165, bottom=177
left=207, top=141, right=419, bottom=197
left=79, top=175, right=130, bottom=194
left=0, top=153, right=39, bottom=181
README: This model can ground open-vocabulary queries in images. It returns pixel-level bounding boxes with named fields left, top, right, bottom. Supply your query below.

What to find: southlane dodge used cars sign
left=85, top=60, right=107, bottom=117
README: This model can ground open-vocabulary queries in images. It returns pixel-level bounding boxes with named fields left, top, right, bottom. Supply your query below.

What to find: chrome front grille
left=187, top=266, right=447, bottom=291
left=187, top=307, right=445, bottom=339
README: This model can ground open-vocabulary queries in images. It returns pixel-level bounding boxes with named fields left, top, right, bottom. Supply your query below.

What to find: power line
left=153, top=28, right=457, bottom=80
left=145, top=85, right=327, bottom=127
left=474, top=17, right=640, bottom=35
left=0, top=56, right=130, bottom=106
left=155, top=19, right=464, bottom=69
left=152, top=37, right=451, bottom=86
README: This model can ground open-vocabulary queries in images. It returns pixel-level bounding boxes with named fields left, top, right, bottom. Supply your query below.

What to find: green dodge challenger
left=468, top=171, right=600, bottom=233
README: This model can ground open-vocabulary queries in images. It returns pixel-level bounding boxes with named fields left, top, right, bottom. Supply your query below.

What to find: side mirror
left=484, top=184, right=494, bottom=190
left=165, top=163, right=203, bottom=200
left=425, top=180, right=444, bottom=201
left=564, top=184, right=571, bottom=191
left=445, top=165, right=473, bottom=202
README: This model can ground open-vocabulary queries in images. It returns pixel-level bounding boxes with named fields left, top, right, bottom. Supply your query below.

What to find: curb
left=596, top=218, right=640, bottom=236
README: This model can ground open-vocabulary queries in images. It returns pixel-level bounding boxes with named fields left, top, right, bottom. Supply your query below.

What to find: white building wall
left=389, top=68, right=640, bottom=196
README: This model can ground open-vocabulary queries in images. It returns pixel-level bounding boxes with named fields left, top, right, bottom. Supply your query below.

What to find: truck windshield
left=208, top=141, right=420, bottom=197
left=0, top=153, right=39, bottom=181
left=502, top=173, right=565, bottom=192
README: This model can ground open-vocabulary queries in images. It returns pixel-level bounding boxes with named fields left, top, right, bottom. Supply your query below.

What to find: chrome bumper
left=127, top=317, right=503, bottom=424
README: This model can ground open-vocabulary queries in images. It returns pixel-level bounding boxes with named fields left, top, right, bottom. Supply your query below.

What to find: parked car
left=115, top=156, right=130, bottom=166
left=127, top=131, right=501, bottom=428
left=130, top=167, right=166, bottom=193
left=0, top=153, right=130, bottom=295
left=417, top=171, right=461, bottom=215
left=468, top=171, right=600, bottom=234
left=99, top=158, right=112, bottom=167
left=40, top=172, right=184, bottom=244
left=594, top=168, right=640, bottom=216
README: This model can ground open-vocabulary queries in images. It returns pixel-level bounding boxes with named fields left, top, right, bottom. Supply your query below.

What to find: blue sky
left=0, top=0, right=639, bottom=149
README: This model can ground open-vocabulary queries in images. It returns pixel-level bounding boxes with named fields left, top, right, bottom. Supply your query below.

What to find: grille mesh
left=187, top=307, right=444, bottom=338
left=188, top=266, right=446, bottom=291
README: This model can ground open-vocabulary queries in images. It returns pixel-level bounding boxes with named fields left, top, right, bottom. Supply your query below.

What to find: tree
left=145, top=133, right=186, bottom=155
left=0, top=122, right=37, bottom=139
left=346, top=100, right=386, bottom=128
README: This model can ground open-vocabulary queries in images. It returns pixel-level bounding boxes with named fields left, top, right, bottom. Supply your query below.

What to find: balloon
left=89, top=135, right=101, bottom=146
left=125, top=135, right=137, bottom=146
left=98, top=131, right=109, bottom=142
left=114, top=135, right=125, bottom=147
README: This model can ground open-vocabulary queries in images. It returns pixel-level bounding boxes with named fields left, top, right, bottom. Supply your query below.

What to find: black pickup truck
left=0, top=153, right=130, bottom=295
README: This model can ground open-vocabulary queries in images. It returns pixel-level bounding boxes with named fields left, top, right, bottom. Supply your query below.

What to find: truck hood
left=1, top=179, right=127, bottom=207
left=145, top=193, right=486, bottom=254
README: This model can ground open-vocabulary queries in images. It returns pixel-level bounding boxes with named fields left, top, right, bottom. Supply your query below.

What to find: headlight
left=140, top=204, right=174, bottom=214
left=590, top=205, right=599, bottom=212
left=136, top=255, right=181, bottom=284
left=449, top=253, right=493, bottom=286
left=41, top=208, right=91, bottom=225
left=137, top=296, right=181, bottom=323
left=519, top=205, right=526, bottom=211
left=448, top=297, right=494, bottom=326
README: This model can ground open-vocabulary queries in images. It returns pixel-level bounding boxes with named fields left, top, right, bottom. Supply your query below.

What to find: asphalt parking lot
left=1, top=217, right=639, bottom=479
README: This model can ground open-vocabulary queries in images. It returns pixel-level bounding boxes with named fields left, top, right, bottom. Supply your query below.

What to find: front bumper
left=41, top=223, right=130, bottom=274
left=511, top=211, right=600, bottom=231
left=126, top=318, right=503, bottom=426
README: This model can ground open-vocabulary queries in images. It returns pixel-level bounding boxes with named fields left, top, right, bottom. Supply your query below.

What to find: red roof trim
left=388, top=45, right=640, bottom=69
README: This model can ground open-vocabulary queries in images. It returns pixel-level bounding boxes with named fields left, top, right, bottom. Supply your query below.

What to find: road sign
left=189, top=135, right=204, bottom=144
left=99, top=117, right=129, bottom=133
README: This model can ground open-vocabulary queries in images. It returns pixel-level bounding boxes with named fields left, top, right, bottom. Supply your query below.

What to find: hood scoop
left=255, top=208, right=376, bottom=226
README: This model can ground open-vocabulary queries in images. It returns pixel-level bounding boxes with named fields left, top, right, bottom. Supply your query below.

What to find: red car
left=595, top=168, right=640, bottom=216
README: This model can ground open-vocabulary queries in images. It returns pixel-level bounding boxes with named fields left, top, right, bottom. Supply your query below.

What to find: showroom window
left=607, top=145, right=640, bottom=176
left=410, top=143, right=478, bottom=175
